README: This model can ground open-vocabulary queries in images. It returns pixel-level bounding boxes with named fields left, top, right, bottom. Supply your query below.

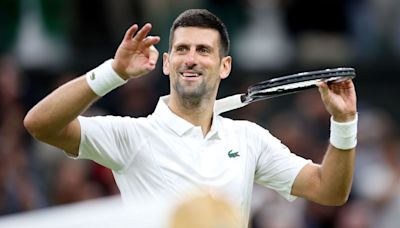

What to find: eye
left=176, top=45, right=188, bottom=53
left=198, top=47, right=210, bottom=54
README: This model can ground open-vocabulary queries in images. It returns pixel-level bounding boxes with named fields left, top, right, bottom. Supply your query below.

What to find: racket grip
left=215, top=94, right=247, bottom=115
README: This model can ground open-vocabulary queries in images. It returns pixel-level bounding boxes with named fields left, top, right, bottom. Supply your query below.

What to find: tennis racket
left=215, top=67, right=356, bottom=115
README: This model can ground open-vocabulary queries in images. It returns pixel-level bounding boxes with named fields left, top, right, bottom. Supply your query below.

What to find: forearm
left=24, top=76, right=98, bottom=139
left=318, top=145, right=356, bottom=204
left=292, top=115, right=357, bottom=205
left=315, top=112, right=358, bottom=204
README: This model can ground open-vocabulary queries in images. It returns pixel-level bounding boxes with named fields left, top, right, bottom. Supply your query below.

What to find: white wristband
left=329, top=114, right=358, bottom=150
left=85, top=59, right=126, bottom=96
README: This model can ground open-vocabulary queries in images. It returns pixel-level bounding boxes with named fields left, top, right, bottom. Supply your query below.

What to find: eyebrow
left=197, top=44, right=213, bottom=50
left=173, top=43, right=214, bottom=50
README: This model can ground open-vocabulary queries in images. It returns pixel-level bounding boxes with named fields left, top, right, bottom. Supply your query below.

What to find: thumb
left=146, top=45, right=159, bottom=70
left=317, top=81, right=329, bottom=99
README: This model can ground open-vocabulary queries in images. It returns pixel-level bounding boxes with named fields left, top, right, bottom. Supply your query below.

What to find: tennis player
left=24, top=9, right=358, bottom=227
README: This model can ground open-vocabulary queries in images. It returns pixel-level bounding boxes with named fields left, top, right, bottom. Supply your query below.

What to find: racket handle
left=215, top=94, right=247, bottom=115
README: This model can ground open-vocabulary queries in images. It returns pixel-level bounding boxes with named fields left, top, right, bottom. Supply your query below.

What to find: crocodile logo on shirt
left=228, top=150, right=240, bottom=158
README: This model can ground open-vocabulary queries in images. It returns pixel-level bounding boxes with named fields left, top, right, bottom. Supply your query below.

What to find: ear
left=219, top=56, right=232, bottom=79
left=162, top=52, right=170, bottom=75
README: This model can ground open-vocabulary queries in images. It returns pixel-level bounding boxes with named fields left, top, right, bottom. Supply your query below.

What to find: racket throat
left=240, top=94, right=251, bottom=103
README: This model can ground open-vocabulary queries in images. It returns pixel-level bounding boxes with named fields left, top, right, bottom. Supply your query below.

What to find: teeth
left=182, top=72, right=199, bottom=77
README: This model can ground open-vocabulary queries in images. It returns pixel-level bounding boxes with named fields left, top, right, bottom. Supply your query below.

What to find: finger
left=317, top=81, right=329, bottom=98
left=133, top=23, right=152, bottom=42
left=331, top=79, right=353, bottom=87
left=316, top=81, right=328, bottom=90
left=147, top=45, right=159, bottom=69
left=124, top=24, right=139, bottom=41
left=339, top=79, right=354, bottom=89
left=329, top=80, right=354, bottom=92
left=141, top=36, right=161, bottom=47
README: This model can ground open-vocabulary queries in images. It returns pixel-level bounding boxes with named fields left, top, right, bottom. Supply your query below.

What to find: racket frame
left=215, top=67, right=356, bottom=115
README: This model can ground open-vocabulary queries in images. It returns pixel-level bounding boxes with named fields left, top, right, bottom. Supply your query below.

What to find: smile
left=181, top=71, right=202, bottom=77
left=180, top=71, right=202, bottom=80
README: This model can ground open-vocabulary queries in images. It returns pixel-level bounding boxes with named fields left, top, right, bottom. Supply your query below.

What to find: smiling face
left=163, top=27, right=231, bottom=104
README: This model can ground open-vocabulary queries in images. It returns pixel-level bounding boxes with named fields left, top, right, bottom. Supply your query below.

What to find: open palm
left=112, top=23, right=160, bottom=80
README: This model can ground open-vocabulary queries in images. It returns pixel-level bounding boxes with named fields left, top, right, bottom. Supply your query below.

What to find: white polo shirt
left=75, top=96, right=310, bottom=226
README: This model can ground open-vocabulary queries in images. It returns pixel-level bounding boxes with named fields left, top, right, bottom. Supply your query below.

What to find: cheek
left=201, top=58, right=219, bottom=70
left=211, top=61, right=224, bottom=74
left=170, top=58, right=184, bottom=71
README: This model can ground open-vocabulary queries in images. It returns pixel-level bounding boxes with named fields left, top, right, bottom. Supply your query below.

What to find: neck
left=168, top=93, right=215, bottom=136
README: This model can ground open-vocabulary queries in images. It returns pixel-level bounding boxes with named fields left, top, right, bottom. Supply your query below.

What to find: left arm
left=291, top=80, right=357, bottom=206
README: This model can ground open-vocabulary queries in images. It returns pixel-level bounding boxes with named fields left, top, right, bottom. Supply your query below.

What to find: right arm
left=24, top=77, right=97, bottom=155
left=24, top=23, right=160, bottom=156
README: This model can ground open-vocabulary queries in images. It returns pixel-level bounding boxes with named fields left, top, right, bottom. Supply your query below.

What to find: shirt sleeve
left=66, top=115, right=141, bottom=171
left=251, top=123, right=311, bottom=201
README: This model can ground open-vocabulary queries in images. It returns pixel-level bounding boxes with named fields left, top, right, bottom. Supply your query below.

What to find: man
left=24, top=9, right=357, bottom=227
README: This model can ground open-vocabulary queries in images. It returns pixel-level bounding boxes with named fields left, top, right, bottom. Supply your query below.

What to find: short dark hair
left=168, top=9, right=230, bottom=57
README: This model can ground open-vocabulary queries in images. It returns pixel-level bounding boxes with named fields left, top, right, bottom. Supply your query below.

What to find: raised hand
left=112, top=23, right=160, bottom=80
left=317, top=80, right=357, bottom=122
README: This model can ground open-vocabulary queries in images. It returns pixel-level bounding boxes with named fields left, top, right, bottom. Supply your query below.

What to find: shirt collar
left=153, top=95, right=221, bottom=139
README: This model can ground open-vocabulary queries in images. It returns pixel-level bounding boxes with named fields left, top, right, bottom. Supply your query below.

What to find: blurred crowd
left=1, top=0, right=400, bottom=227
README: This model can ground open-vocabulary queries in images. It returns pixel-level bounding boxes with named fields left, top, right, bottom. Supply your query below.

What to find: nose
left=184, top=49, right=197, bottom=68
